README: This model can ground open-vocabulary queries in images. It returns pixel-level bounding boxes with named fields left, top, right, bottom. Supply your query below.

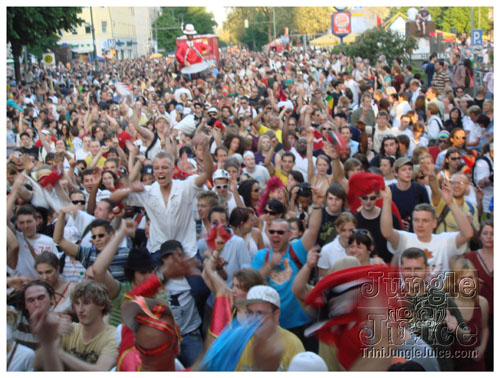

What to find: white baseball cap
left=239, top=285, right=280, bottom=309
left=288, top=352, right=328, bottom=371
left=212, top=169, right=229, bottom=181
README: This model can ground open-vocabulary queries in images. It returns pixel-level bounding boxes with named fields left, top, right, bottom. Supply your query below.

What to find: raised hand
left=306, top=245, right=321, bottom=269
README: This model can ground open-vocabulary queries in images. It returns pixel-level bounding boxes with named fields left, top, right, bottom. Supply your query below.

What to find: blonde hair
left=445, top=258, right=479, bottom=299
left=334, top=212, right=357, bottom=230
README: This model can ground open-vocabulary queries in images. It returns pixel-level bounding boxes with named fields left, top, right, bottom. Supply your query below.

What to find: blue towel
left=199, top=317, right=262, bottom=371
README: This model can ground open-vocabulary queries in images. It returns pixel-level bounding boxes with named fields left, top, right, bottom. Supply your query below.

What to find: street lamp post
left=90, top=7, right=98, bottom=72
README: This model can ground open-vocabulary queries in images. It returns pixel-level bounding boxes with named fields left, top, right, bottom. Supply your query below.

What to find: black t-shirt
left=316, top=208, right=340, bottom=247
left=355, top=211, right=401, bottom=263
left=389, top=182, right=430, bottom=232
left=20, top=146, right=40, bottom=160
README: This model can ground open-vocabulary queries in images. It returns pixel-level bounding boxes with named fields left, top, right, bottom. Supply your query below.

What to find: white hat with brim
left=236, top=285, right=280, bottom=309
left=183, top=24, right=197, bottom=35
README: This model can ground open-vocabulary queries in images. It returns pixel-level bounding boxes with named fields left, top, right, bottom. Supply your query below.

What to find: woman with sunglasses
left=437, top=148, right=462, bottom=182
left=346, top=229, right=385, bottom=266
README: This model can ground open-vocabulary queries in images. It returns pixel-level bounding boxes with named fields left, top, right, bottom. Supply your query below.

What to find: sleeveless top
left=465, top=251, right=493, bottom=317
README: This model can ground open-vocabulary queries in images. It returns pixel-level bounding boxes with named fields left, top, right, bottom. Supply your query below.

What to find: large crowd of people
left=6, top=27, right=494, bottom=371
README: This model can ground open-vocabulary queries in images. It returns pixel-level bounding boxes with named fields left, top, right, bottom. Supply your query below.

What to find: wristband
left=312, top=205, right=322, bottom=210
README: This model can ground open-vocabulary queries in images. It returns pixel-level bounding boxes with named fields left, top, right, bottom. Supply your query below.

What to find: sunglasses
left=360, top=195, right=377, bottom=201
left=215, top=184, right=228, bottom=189
left=449, top=157, right=461, bottom=161
left=72, top=200, right=86, bottom=205
left=439, top=139, right=448, bottom=143
left=264, top=209, right=279, bottom=215
left=91, top=233, right=107, bottom=240
left=354, top=229, right=369, bottom=235
left=269, top=229, right=286, bottom=235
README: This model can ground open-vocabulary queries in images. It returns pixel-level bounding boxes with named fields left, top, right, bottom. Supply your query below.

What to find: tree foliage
left=7, top=7, right=83, bottom=82
left=293, top=7, right=334, bottom=35
left=154, top=7, right=217, bottom=53
left=338, top=27, right=417, bottom=66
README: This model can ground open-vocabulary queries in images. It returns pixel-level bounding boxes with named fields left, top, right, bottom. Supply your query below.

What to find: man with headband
left=121, top=296, right=182, bottom=371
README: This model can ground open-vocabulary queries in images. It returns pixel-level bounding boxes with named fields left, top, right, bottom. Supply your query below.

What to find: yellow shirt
left=274, top=169, right=288, bottom=186
left=433, top=197, right=479, bottom=234
left=258, top=124, right=283, bottom=143
left=84, top=155, right=107, bottom=168
left=61, top=323, right=118, bottom=365
left=235, top=326, right=305, bottom=371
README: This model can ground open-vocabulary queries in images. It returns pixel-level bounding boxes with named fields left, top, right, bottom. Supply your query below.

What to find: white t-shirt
left=387, top=230, right=467, bottom=280
left=290, top=147, right=315, bottom=184
left=243, top=164, right=270, bottom=188
left=318, top=235, right=348, bottom=271
left=14, top=231, right=60, bottom=278
left=123, top=176, right=201, bottom=257
left=7, top=342, right=35, bottom=371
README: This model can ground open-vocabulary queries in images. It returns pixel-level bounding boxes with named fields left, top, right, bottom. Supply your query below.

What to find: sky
left=205, top=6, right=227, bottom=28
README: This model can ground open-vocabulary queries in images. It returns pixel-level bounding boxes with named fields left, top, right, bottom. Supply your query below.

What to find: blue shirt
left=251, top=239, right=312, bottom=329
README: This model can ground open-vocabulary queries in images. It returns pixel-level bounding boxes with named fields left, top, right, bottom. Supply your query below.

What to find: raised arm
left=281, top=109, right=293, bottom=152
left=7, top=227, right=20, bottom=269
left=441, top=180, right=474, bottom=248
left=194, top=135, right=214, bottom=188
left=292, top=246, right=320, bottom=302
left=422, top=162, right=442, bottom=206
left=91, top=219, right=136, bottom=299
left=301, top=188, right=325, bottom=251
left=109, top=181, right=145, bottom=203
left=305, top=128, right=315, bottom=183
left=380, top=186, right=400, bottom=250
left=53, top=207, right=79, bottom=257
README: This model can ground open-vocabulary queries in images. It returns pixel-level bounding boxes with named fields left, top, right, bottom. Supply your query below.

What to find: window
left=102, top=21, right=107, bottom=33
left=85, top=23, right=91, bottom=34
left=71, top=27, right=78, bottom=35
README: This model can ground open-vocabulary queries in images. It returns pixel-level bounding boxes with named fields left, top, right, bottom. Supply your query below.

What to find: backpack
left=264, top=244, right=303, bottom=270
left=437, top=201, right=475, bottom=232
left=472, top=155, right=493, bottom=187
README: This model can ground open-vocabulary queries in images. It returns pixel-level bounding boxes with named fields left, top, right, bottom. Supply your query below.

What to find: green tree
left=293, top=7, right=334, bottom=35
left=7, top=7, right=83, bottom=83
left=341, top=27, right=417, bottom=66
left=154, top=7, right=217, bottom=53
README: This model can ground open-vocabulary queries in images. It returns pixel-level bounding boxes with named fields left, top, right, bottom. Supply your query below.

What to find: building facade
left=59, top=7, right=160, bottom=60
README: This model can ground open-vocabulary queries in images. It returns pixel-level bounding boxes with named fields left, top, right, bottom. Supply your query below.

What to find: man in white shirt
left=7, top=205, right=60, bottom=278
left=242, top=151, right=270, bottom=188
left=110, top=141, right=213, bottom=258
left=380, top=183, right=473, bottom=281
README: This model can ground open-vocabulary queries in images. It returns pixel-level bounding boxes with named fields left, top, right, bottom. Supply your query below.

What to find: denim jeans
left=179, top=329, right=203, bottom=367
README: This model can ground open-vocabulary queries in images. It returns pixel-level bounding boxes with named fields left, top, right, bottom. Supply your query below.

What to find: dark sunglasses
left=72, top=200, right=86, bottom=205
left=439, top=139, right=448, bottom=143
left=215, top=184, right=228, bottom=189
left=269, top=229, right=286, bottom=235
left=264, top=209, right=279, bottom=216
left=360, top=195, right=377, bottom=201
left=91, top=233, right=106, bottom=240
left=449, top=157, right=461, bottom=161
